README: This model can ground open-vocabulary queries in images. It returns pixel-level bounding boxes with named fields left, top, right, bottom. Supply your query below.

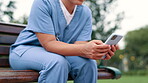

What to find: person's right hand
left=80, top=40, right=111, bottom=60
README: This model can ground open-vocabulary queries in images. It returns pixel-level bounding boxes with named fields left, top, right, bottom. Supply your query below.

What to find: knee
left=73, top=57, right=97, bottom=70
left=71, top=58, right=98, bottom=77
left=83, top=59, right=97, bottom=69
left=55, top=57, right=70, bottom=68
left=44, top=55, right=70, bottom=71
left=75, top=57, right=97, bottom=66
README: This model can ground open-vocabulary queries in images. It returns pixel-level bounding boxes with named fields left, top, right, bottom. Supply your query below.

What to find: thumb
left=92, top=40, right=103, bottom=45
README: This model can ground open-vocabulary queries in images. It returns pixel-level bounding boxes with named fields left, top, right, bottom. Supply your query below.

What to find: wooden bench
left=0, top=22, right=121, bottom=83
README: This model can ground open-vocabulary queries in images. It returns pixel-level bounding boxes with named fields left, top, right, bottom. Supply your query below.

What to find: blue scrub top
left=11, top=0, right=92, bottom=56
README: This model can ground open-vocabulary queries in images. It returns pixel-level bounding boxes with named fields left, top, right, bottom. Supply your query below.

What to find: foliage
left=13, top=15, right=28, bottom=24
left=0, top=0, right=16, bottom=22
left=124, top=26, right=148, bottom=70
left=123, top=70, right=148, bottom=76
left=85, top=0, right=124, bottom=42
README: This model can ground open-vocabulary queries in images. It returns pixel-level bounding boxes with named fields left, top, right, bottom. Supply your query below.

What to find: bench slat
left=0, top=35, right=17, bottom=45
left=0, top=23, right=24, bottom=35
left=0, top=46, right=9, bottom=55
left=0, top=69, right=115, bottom=83
left=0, top=58, right=9, bottom=67
left=0, top=25, right=23, bottom=35
left=0, top=70, right=39, bottom=83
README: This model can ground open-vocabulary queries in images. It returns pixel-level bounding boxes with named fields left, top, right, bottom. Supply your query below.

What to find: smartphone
left=102, top=33, right=123, bottom=59
left=105, top=33, right=123, bottom=45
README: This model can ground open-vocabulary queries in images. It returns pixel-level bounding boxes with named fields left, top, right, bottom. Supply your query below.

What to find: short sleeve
left=76, top=15, right=92, bottom=41
left=26, top=0, right=55, bottom=35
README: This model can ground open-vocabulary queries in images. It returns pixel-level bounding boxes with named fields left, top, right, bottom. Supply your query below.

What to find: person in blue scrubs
left=9, top=0, right=119, bottom=83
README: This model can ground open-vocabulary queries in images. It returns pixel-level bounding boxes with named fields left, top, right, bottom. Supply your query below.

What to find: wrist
left=78, top=44, right=87, bottom=56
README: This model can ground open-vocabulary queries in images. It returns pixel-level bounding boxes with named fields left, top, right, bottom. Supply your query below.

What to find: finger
left=108, top=50, right=115, bottom=57
left=93, top=53, right=107, bottom=60
left=89, top=54, right=104, bottom=60
left=111, top=45, right=116, bottom=52
left=102, top=54, right=111, bottom=60
left=93, top=48, right=109, bottom=53
left=92, top=40, right=103, bottom=45
left=96, top=52, right=108, bottom=57
left=91, top=52, right=108, bottom=60
left=95, top=44, right=110, bottom=49
left=115, top=45, right=120, bottom=50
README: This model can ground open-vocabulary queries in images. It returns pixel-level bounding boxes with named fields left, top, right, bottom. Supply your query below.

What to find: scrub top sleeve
left=76, top=16, right=92, bottom=41
left=27, top=0, right=55, bottom=35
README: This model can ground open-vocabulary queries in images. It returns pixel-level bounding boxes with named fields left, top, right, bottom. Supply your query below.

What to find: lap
left=10, top=46, right=97, bottom=71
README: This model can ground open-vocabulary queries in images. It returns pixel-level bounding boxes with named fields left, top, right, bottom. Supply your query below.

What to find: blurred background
left=0, top=0, right=148, bottom=83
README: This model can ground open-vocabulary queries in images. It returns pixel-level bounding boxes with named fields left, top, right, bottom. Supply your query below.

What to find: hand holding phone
left=102, top=33, right=123, bottom=59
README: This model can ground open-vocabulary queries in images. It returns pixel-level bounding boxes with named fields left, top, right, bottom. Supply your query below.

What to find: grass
left=67, top=75, right=148, bottom=83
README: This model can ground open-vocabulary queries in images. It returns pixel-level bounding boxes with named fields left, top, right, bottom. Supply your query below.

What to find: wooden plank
left=0, top=46, right=10, bottom=55
left=0, top=25, right=23, bottom=35
left=0, top=70, right=74, bottom=82
left=0, top=22, right=26, bottom=27
left=0, top=35, right=18, bottom=45
left=0, top=70, right=39, bottom=83
left=0, top=58, right=9, bottom=67
left=0, top=69, right=115, bottom=83
left=0, top=22, right=25, bottom=35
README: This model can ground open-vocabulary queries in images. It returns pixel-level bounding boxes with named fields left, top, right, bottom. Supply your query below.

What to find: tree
left=124, top=26, right=148, bottom=70
left=0, top=0, right=16, bottom=22
left=85, top=0, right=124, bottom=42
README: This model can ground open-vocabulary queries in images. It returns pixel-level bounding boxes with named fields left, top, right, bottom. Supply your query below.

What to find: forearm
left=44, top=40, right=85, bottom=56
left=35, top=32, right=88, bottom=56
left=74, top=41, right=88, bottom=44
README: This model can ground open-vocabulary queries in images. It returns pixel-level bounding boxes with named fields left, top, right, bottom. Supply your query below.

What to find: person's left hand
left=102, top=45, right=119, bottom=60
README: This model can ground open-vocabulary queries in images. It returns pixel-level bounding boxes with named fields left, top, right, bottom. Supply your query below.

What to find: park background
left=0, top=0, right=148, bottom=83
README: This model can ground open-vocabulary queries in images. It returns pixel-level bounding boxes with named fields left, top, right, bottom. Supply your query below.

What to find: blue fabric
left=10, top=0, right=92, bottom=57
left=10, top=46, right=98, bottom=83
left=9, top=46, right=98, bottom=83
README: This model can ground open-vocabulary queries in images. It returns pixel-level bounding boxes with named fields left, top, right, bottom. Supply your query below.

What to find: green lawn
left=67, top=75, right=148, bottom=83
